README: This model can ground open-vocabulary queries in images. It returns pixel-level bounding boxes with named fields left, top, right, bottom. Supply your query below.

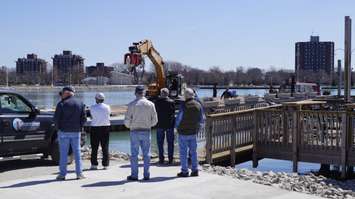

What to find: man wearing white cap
left=89, top=92, right=111, bottom=170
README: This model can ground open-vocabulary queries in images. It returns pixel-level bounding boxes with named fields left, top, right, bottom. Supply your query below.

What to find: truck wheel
left=50, top=142, right=60, bottom=164
left=50, top=142, right=74, bottom=165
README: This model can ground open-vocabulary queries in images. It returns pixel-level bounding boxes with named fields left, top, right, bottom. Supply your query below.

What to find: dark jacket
left=175, top=98, right=203, bottom=135
left=54, top=96, right=87, bottom=132
left=154, top=96, right=175, bottom=129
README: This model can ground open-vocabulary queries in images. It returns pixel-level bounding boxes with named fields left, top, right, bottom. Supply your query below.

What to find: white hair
left=184, top=88, right=194, bottom=99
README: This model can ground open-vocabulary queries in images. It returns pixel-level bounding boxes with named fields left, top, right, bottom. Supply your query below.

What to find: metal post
left=252, top=111, right=258, bottom=168
left=344, top=16, right=352, bottom=103
left=338, top=60, right=342, bottom=97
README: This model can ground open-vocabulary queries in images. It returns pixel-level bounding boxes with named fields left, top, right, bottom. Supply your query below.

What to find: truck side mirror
left=34, top=107, right=40, bottom=115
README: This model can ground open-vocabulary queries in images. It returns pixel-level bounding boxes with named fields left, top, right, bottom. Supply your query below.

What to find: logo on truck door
left=12, top=118, right=40, bottom=131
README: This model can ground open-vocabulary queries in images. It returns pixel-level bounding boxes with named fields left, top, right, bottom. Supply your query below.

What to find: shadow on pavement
left=82, top=180, right=129, bottom=187
left=82, top=176, right=177, bottom=187
left=0, top=159, right=56, bottom=173
left=139, top=176, right=177, bottom=183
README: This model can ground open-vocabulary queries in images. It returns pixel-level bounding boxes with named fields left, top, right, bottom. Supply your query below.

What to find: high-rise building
left=52, top=50, right=84, bottom=85
left=295, top=36, right=334, bottom=81
left=16, top=54, right=47, bottom=84
left=86, top=62, right=114, bottom=78
left=16, top=54, right=47, bottom=74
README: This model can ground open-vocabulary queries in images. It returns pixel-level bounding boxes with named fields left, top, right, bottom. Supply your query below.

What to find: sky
left=0, top=0, right=354, bottom=71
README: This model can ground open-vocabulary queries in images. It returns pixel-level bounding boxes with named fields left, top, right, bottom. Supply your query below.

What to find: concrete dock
left=0, top=161, right=320, bottom=199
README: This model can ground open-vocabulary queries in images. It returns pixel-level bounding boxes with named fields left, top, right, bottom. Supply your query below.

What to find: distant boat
left=265, top=82, right=321, bottom=103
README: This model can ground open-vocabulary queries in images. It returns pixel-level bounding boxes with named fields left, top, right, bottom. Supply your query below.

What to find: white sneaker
left=103, top=166, right=109, bottom=170
left=90, top=165, right=98, bottom=170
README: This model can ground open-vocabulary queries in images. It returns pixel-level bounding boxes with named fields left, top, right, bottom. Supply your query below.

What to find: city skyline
left=1, top=0, right=354, bottom=71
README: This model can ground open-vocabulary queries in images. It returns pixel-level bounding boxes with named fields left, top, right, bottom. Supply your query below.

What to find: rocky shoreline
left=81, top=146, right=355, bottom=198
left=202, top=164, right=355, bottom=199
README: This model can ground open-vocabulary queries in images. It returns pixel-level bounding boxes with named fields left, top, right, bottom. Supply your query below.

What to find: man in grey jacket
left=54, top=86, right=87, bottom=180
left=124, top=85, right=158, bottom=181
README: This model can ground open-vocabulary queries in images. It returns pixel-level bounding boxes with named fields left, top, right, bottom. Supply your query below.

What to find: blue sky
left=0, top=0, right=354, bottom=71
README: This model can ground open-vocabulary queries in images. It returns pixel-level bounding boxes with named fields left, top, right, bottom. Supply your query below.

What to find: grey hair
left=160, top=88, right=169, bottom=97
left=184, top=88, right=194, bottom=99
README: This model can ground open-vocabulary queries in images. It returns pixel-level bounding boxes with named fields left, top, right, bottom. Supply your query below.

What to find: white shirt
left=90, top=103, right=111, bottom=127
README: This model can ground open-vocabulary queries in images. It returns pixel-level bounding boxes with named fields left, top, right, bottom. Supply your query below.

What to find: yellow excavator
left=124, top=39, right=184, bottom=102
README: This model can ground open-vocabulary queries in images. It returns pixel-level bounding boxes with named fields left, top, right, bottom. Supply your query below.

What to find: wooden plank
left=341, top=113, right=347, bottom=179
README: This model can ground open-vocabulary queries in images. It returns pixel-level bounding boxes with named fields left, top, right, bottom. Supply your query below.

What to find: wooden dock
left=204, top=100, right=355, bottom=178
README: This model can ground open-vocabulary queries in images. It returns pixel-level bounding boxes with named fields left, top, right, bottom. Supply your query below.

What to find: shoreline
left=0, top=85, right=137, bottom=92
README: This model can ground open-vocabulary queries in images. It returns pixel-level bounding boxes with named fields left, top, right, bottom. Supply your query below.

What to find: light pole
left=5, top=66, right=8, bottom=88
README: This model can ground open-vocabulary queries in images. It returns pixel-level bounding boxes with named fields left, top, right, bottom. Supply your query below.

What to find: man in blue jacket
left=54, top=86, right=87, bottom=180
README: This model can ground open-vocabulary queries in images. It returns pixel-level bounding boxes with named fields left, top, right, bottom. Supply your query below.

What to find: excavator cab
left=166, top=72, right=183, bottom=98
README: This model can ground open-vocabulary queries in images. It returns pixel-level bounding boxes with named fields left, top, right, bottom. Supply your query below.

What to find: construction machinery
left=124, top=40, right=184, bottom=101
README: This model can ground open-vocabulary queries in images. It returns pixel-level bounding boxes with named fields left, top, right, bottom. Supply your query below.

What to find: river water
left=19, top=88, right=346, bottom=173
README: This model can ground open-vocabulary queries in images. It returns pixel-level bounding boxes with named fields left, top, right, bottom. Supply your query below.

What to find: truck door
left=0, top=93, right=46, bottom=156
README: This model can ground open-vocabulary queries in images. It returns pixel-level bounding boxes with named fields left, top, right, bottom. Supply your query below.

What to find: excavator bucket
left=124, top=53, right=143, bottom=66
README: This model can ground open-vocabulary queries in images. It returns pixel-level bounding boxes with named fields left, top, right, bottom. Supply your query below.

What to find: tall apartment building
left=16, top=54, right=47, bottom=84
left=52, top=50, right=84, bottom=85
left=86, top=62, right=114, bottom=78
left=295, top=36, right=334, bottom=81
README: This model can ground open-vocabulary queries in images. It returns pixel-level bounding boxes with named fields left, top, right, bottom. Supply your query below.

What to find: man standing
left=175, top=88, right=203, bottom=177
left=54, top=86, right=87, bottom=180
left=89, top=93, right=111, bottom=170
left=124, top=86, right=158, bottom=181
left=154, top=88, right=175, bottom=165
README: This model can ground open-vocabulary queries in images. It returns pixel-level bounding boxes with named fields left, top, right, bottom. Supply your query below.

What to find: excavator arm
left=125, top=39, right=166, bottom=97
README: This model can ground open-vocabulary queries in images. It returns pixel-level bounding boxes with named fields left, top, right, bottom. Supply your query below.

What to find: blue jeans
left=156, top=128, right=174, bottom=162
left=58, top=131, right=82, bottom=176
left=130, top=131, right=151, bottom=178
left=178, top=134, right=198, bottom=173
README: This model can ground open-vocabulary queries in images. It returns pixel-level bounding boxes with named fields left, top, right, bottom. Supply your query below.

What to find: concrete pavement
left=0, top=162, right=321, bottom=199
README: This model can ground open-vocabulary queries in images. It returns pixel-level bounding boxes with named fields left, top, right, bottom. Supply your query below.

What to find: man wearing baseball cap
left=124, top=85, right=158, bottom=181
left=54, top=86, right=87, bottom=180
left=89, top=93, right=111, bottom=170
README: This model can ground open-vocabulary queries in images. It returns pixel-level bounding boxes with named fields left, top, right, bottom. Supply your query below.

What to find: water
left=19, top=88, right=268, bottom=109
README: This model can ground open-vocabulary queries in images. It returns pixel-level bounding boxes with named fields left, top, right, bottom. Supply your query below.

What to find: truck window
left=0, top=94, right=32, bottom=113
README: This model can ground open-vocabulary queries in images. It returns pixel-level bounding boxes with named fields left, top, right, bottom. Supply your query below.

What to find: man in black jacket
left=54, top=86, right=87, bottom=180
left=154, top=88, right=175, bottom=164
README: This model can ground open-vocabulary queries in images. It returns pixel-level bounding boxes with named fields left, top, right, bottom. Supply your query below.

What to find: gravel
left=202, top=164, right=355, bottom=199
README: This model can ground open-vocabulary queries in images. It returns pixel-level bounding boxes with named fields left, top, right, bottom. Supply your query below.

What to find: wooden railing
left=205, top=103, right=355, bottom=178
left=205, top=105, right=281, bottom=165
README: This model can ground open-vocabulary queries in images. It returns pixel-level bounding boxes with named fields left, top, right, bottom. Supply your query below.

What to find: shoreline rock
left=202, top=164, right=355, bottom=199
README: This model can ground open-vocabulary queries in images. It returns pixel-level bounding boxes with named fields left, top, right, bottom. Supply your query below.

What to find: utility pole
left=344, top=16, right=352, bottom=103
left=6, top=66, right=8, bottom=88
left=338, top=60, right=342, bottom=97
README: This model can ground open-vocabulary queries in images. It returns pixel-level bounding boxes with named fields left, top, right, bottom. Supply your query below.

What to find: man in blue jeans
left=54, top=86, right=87, bottom=180
left=175, top=88, right=204, bottom=177
left=124, top=85, right=158, bottom=181
left=154, top=88, right=175, bottom=165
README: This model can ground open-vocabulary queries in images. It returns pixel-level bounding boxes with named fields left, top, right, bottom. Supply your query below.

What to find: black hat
left=62, top=86, right=75, bottom=93
left=135, top=85, right=145, bottom=94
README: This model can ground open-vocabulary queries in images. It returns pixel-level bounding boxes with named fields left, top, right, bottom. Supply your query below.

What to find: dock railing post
left=341, top=110, right=349, bottom=179
left=292, top=108, right=299, bottom=173
left=206, top=116, right=213, bottom=165
left=230, top=116, right=237, bottom=167
left=252, top=110, right=258, bottom=168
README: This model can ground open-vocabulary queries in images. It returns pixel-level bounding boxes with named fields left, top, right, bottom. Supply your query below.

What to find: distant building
left=16, top=54, right=47, bottom=84
left=86, top=62, right=114, bottom=78
left=110, top=70, right=134, bottom=85
left=52, top=50, right=84, bottom=85
left=295, top=36, right=334, bottom=81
